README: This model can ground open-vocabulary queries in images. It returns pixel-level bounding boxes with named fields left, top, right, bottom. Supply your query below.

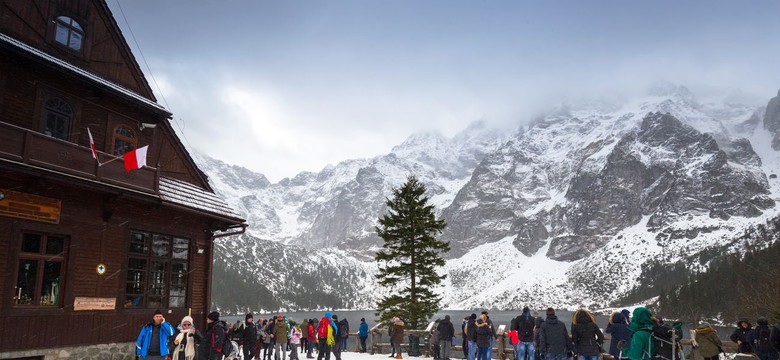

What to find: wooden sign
left=0, top=189, right=61, bottom=224
left=74, top=297, right=116, bottom=311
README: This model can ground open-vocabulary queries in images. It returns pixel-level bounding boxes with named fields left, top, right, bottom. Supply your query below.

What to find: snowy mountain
left=197, top=85, right=780, bottom=314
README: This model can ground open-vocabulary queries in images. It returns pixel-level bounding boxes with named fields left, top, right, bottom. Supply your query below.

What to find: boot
left=396, top=354, right=403, bottom=360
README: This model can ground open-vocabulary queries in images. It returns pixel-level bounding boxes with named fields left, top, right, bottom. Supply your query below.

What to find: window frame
left=40, top=96, right=74, bottom=141
left=111, top=125, right=138, bottom=156
left=124, top=230, right=191, bottom=309
left=53, top=15, right=85, bottom=52
left=12, top=231, right=69, bottom=308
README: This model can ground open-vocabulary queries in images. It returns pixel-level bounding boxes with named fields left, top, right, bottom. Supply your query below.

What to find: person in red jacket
left=307, top=319, right=317, bottom=358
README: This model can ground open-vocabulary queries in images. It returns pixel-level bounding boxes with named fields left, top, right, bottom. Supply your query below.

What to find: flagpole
left=98, top=155, right=123, bottom=166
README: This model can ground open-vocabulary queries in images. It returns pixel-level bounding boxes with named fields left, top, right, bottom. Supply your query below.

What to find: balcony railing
left=0, top=121, right=158, bottom=195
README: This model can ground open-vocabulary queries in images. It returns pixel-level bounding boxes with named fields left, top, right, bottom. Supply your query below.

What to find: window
left=41, top=97, right=73, bottom=140
left=54, top=16, right=84, bottom=51
left=14, top=232, right=67, bottom=306
left=112, top=125, right=137, bottom=156
left=125, top=231, right=190, bottom=309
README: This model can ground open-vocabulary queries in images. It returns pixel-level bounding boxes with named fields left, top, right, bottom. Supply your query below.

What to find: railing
left=368, top=324, right=745, bottom=360
left=0, top=121, right=158, bottom=194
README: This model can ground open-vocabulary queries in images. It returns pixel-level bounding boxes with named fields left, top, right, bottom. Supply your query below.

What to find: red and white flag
left=123, top=145, right=149, bottom=172
left=87, top=127, right=98, bottom=161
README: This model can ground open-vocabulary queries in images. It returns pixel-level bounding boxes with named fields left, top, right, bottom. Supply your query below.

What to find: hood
left=444, top=315, right=451, bottom=322
left=629, top=307, right=654, bottom=332
left=757, top=317, right=769, bottom=326
left=545, top=315, right=559, bottom=325
left=610, top=312, right=625, bottom=324
left=737, top=319, right=752, bottom=328
left=522, top=307, right=530, bottom=316
left=573, top=310, right=595, bottom=325
left=695, top=324, right=716, bottom=334
left=325, top=311, right=332, bottom=319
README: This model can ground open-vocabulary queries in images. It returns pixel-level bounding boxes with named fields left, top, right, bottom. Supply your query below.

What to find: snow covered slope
left=197, top=84, right=780, bottom=312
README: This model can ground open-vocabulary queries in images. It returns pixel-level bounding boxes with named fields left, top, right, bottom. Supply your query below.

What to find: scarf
left=172, top=330, right=197, bottom=360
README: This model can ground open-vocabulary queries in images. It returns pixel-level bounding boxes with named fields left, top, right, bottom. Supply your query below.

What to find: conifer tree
left=374, top=175, right=449, bottom=329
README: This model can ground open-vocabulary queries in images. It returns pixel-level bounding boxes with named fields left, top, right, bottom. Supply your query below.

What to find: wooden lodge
left=0, top=0, right=246, bottom=358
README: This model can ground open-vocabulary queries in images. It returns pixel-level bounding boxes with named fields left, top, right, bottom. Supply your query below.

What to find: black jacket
left=241, top=321, right=258, bottom=348
left=571, top=312, right=604, bottom=356
left=513, top=314, right=536, bottom=343
left=466, top=319, right=477, bottom=342
left=438, top=316, right=455, bottom=340
left=539, top=316, right=571, bottom=355
left=476, top=322, right=492, bottom=348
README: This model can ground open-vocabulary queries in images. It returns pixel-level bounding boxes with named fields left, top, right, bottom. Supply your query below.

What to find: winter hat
left=207, top=311, right=220, bottom=322
left=758, top=317, right=769, bottom=326
left=546, top=308, right=555, bottom=316
left=621, top=309, right=631, bottom=318
left=361, top=318, right=366, bottom=322
left=522, top=307, right=530, bottom=315
left=332, top=314, right=338, bottom=320
left=154, top=309, right=163, bottom=316
left=181, top=316, right=194, bottom=327
left=470, top=313, right=477, bottom=320
left=245, top=313, right=253, bottom=320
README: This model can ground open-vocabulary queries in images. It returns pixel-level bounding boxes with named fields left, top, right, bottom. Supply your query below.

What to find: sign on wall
left=0, top=189, right=61, bottom=224
left=74, top=297, right=116, bottom=311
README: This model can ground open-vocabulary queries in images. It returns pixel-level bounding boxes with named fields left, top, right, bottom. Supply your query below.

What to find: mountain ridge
left=199, top=85, right=780, bottom=314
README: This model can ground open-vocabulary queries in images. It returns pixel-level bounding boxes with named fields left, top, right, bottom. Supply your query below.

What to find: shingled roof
left=158, top=176, right=244, bottom=224
left=0, top=32, right=170, bottom=116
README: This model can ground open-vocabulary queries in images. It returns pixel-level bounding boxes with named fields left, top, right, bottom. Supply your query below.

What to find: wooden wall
left=0, top=50, right=208, bottom=188
left=0, top=171, right=213, bottom=351
left=0, top=0, right=153, bottom=99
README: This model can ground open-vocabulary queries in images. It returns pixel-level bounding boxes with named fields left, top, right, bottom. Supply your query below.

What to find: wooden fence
left=356, top=323, right=747, bottom=360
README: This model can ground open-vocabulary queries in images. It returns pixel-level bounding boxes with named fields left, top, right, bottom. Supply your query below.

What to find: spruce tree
left=374, top=175, right=449, bottom=329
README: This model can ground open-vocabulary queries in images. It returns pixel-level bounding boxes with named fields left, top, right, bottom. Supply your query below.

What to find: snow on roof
left=0, top=32, right=170, bottom=115
left=158, top=176, right=245, bottom=224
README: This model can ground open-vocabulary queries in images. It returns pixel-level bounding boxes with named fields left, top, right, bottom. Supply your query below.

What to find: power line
left=112, top=0, right=194, bottom=151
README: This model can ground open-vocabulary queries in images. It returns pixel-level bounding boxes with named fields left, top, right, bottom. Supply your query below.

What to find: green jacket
left=274, top=320, right=290, bottom=343
left=626, top=307, right=655, bottom=360
left=695, top=326, right=722, bottom=358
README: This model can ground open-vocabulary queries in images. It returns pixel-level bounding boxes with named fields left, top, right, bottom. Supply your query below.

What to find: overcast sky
left=107, top=0, right=780, bottom=182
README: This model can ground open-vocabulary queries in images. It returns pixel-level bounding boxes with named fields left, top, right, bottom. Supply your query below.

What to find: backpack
left=318, top=319, right=330, bottom=338
left=213, top=322, right=235, bottom=356
left=652, top=324, right=678, bottom=360
left=339, top=321, right=350, bottom=339
left=518, top=316, right=535, bottom=339
left=755, top=326, right=773, bottom=353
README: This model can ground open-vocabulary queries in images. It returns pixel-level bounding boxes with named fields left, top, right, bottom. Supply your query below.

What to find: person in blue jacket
left=605, top=312, right=633, bottom=359
left=359, top=318, right=369, bottom=353
left=136, top=309, right=176, bottom=360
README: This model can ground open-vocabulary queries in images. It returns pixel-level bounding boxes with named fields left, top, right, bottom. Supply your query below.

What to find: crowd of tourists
left=428, top=307, right=780, bottom=360
left=134, top=310, right=369, bottom=360
left=133, top=306, right=780, bottom=360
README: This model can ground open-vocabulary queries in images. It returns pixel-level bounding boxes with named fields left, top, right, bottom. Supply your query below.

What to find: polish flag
left=87, top=128, right=98, bottom=161
left=124, top=145, right=149, bottom=172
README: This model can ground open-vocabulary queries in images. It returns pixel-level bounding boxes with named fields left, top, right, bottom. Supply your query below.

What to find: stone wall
left=0, top=342, right=135, bottom=360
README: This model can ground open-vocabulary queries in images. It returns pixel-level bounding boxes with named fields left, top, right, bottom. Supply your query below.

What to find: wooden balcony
left=0, top=121, right=158, bottom=195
